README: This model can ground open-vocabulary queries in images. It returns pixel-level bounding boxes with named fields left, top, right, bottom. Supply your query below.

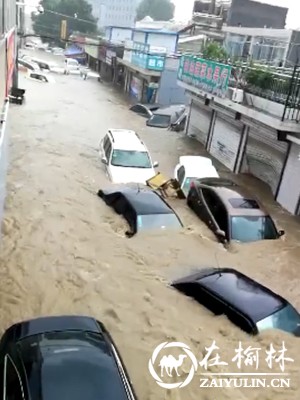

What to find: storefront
left=0, top=38, right=7, bottom=106
left=241, top=126, right=288, bottom=195
left=5, top=28, right=15, bottom=96
left=85, top=41, right=100, bottom=72
left=187, top=99, right=214, bottom=146
left=209, top=112, right=244, bottom=171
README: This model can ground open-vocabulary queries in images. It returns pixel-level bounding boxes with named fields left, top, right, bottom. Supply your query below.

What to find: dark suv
left=186, top=177, right=284, bottom=243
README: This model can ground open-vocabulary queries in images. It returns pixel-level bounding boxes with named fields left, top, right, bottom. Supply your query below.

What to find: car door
left=200, top=188, right=220, bottom=232
left=104, top=141, right=113, bottom=179
left=3, top=354, right=25, bottom=400
left=174, top=165, right=185, bottom=186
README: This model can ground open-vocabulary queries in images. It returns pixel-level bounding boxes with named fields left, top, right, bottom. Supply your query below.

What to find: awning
left=64, top=44, right=84, bottom=57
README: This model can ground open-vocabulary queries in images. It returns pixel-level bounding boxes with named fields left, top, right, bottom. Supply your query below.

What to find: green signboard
left=177, top=55, right=232, bottom=98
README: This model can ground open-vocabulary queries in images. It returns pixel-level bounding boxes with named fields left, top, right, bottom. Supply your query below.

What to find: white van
left=64, top=58, right=80, bottom=74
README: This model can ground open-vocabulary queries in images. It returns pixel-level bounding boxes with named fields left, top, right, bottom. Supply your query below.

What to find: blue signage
left=131, top=41, right=165, bottom=72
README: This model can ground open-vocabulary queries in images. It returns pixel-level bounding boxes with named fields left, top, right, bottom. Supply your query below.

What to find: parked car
left=129, top=103, right=161, bottom=119
left=24, top=43, right=35, bottom=50
left=27, top=71, right=55, bottom=83
left=174, top=156, right=219, bottom=197
left=146, top=105, right=186, bottom=128
left=99, top=129, right=158, bottom=184
left=172, top=268, right=300, bottom=337
left=186, top=177, right=284, bottom=243
left=18, top=58, right=40, bottom=71
left=0, top=315, right=138, bottom=399
left=64, top=58, right=80, bottom=74
left=97, top=186, right=183, bottom=237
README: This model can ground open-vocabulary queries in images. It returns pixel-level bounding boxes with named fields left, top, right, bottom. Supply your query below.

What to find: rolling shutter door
left=187, top=101, right=212, bottom=146
left=277, top=143, right=300, bottom=214
left=242, top=127, right=288, bottom=194
left=209, top=113, right=242, bottom=171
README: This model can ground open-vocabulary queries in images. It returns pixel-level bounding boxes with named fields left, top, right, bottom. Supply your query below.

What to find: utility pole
left=61, top=20, right=67, bottom=41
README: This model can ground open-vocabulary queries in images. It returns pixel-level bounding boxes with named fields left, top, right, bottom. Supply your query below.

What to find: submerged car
left=99, top=129, right=158, bottom=184
left=172, top=268, right=300, bottom=337
left=129, top=103, right=161, bottom=119
left=174, top=156, right=219, bottom=197
left=27, top=71, right=55, bottom=83
left=146, top=105, right=186, bottom=128
left=97, top=186, right=183, bottom=237
left=187, top=177, right=284, bottom=243
left=0, top=315, right=137, bottom=399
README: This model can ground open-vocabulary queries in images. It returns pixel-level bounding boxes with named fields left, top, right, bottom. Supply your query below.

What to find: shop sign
left=6, top=28, right=15, bottom=96
left=131, top=41, right=165, bottom=71
left=177, top=55, right=232, bottom=98
left=146, top=55, right=165, bottom=71
left=0, top=39, right=6, bottom=105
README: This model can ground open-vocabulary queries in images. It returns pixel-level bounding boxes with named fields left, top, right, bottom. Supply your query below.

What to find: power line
left=43, top=8, right=98, bottom=26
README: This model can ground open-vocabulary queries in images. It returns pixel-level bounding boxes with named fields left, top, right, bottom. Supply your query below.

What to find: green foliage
left=136, top=0, right=175, bottom=21
left=245, top=69, right=274, bottom=90
left=32, top=0, right=97, bottom=44
left=202, top=42, right=228, bottom=61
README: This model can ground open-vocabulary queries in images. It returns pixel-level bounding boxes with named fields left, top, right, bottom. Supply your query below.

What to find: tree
left=32, top=0, right=97, bottom=44
left=202, top=42, right=228, bottom=61
left=136, top=0, right=175, bottom=21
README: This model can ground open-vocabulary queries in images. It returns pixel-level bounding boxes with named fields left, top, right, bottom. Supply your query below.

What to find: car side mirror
left=101, top=157, right=108, bottom=165
left=153, top=161, right=159, bottom=168
left=278, top=229, right=285, bottom=237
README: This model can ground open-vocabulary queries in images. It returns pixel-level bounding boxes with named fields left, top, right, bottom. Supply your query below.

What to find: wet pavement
left=0, top=52, right=299, bottom=399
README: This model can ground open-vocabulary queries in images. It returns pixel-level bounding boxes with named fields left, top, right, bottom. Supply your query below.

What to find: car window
left=177, top=166, right=185, bottom=185
left=256, top=304, right=300, bottom=334
left=4, top=355, right=24, bottom=400
left=111, top=150, right=152, bottom=168
left=104, top=140, right=112, bottom=161
left=230, top=216, right=278, bottom=242
left=147, top=114, right=171, bottom=128
left=137, top=213, right=182, bottom=231
left=103, top=135, right=110, bottom=151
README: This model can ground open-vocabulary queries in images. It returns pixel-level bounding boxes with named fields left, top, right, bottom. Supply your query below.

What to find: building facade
left=177, top=54, right=300, bottom=215
left=0, top=0, right=17, bottom=233
left=88, top=0, right=140, bottom=29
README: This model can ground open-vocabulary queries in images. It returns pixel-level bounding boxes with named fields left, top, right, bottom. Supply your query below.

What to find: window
left=230, top=216, right=278, bottom=242
left=177, top=166, right=185, bottom=185
left=202, top=189, right=228, bottom=233
left=104, top=141, right=112, bottom=160
left=4, top=355, right=24, bottom=400
left=257, top=304, right=300, bottom=334
left=147, top=114, right=171, bottom=128
left=111, top=150, right=152, bottom=168
left=137, top=213, right=182, bottom=231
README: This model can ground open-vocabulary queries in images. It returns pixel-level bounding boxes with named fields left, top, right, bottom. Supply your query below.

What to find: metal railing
left=282, top=65, right=300, bottom=123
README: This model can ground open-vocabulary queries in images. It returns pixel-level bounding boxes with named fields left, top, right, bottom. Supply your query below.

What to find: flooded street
left=1, top=61, right=299, bottom=399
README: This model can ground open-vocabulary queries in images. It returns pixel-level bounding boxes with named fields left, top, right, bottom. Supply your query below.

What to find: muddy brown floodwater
left=0, top=58, right=299, bottom=399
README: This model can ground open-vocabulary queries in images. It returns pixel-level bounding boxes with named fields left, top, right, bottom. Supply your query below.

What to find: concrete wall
left=244, top=93, right=284, bottom=119
left=157, top=58, right=187, bottom=106
left=105, top=27, right=132, bottom=43
left=227, top=0, right=287, bottom=29
left=146, top=33, right=178, bottom=54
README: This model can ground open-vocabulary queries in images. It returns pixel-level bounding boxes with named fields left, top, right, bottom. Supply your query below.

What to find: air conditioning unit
left=232, top=88, right=244, bottom=104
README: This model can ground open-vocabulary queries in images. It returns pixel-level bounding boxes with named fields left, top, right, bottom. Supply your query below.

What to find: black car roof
left=7, top=315, right=101, bottom=341
left=114, top=187, right=174, bottom=215
left=172, top=268, right=287, bottom=322
left=17, top=328, right=129, bottom=400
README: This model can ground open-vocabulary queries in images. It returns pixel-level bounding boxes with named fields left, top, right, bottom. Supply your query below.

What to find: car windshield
left=256, top=304, right=300, bottom=335
left=147, top=114, right=171, bottom=127
left=230, top=216, right=278, bottom=242
left=111, top=150, right=152, bottom=168
left=182, top=177, right=198, bottom=193
left=18, top=330, right=129, bottom=400
left=137, top=214, right=182, bottom=231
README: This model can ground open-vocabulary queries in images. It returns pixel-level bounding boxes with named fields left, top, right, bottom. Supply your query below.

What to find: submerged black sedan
left=0, top=315, right=137, bottom=400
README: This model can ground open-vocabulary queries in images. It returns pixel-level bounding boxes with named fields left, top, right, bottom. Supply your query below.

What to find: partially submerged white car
left=174, top=155, right=219, bottom=196
left=99, top=129, right=159, bottom=184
